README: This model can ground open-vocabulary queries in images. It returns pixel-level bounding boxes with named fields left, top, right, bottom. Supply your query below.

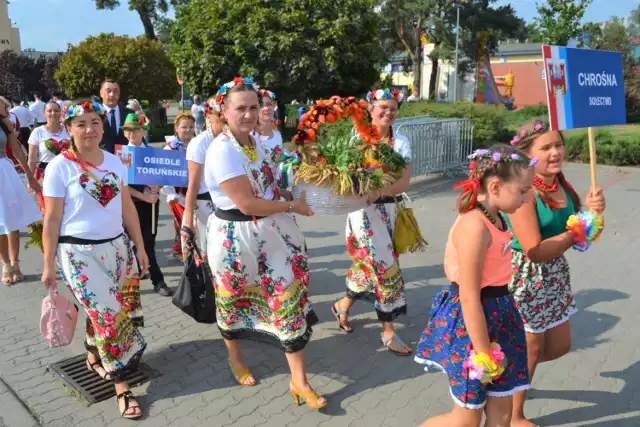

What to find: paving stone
left=0, top=165, right=638, bottom=426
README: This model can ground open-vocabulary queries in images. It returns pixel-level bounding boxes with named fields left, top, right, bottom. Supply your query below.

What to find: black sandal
left=116, top=390, right=142, bottom=419
left=86, top=358, right=112, bottom=381
left=331, top=303, right=353, bottom=333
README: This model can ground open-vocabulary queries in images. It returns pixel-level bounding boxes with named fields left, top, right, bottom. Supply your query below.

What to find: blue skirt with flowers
left=415, top=284, right=530, bottom=409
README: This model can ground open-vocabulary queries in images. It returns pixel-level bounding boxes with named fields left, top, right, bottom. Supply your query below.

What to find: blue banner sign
left=115, top=145, right=188, bottom=187
left=542, top=45, right=627, bottom=131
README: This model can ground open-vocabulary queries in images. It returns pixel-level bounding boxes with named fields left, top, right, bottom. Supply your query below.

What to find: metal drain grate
left=48, top=354, right=161, bottom=405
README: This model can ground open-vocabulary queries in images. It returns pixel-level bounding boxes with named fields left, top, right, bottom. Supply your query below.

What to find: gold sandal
left=229, top=361, right=256, bottom=387
left=11, top=261, right=23, bottom=283
left=290, top=381, right=327, bottom=409
left=2, top=264, right=13, bottom=286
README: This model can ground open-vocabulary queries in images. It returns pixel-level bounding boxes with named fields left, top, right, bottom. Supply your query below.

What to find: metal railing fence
left=393, top=117, right=474, bottom=177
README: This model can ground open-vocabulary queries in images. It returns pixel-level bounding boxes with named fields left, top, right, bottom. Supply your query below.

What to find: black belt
left=197, top=192, right=212, bottom=201
left=450, top=283, right=509, bottom=299
left=374, top=195, right=403, bottom=204
left=215, top=209, right=265, bottom=222
left=59, top=233, right=123, bottom=245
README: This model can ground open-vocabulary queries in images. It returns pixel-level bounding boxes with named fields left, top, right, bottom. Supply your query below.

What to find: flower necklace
left=533, top=175, right=559, bottom=192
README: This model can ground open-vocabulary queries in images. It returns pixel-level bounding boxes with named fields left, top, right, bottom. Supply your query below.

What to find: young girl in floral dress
left=205, top=77, right=325, bottom=409
left=42, top=101, right=149, bottom=419
left=332, top=89, right=413, bottom=356
left=415, top=145, right=534, bottom=427
left=162, top=113, right=196, bottom=260
left=182, top=97, right=224, bottom=258
left=506, top=122, right=606, bottom=427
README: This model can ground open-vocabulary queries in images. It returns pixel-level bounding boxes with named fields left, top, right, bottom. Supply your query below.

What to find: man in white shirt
left=29, top=93, right=46, bottom=125
left=100, top=79, right=134, bottom=153
left=52, top=92, right=64, bottom=108
left=10, top=99, right=35, bottom=149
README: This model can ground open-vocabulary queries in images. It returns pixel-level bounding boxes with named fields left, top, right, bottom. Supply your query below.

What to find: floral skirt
left=182, top=198, right=215, bottom=259
left=57, top=234, right=146, bottom=380
left=509, top=252, right=577, bottom=334
left=345, top=203, right=406, bottom=322
left=415, top=284, right=530, bottom=409
left=207, top=212, right=317, bottom=353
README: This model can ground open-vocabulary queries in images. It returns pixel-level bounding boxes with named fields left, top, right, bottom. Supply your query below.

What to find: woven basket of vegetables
left=289, top=96, right=406, bottom=214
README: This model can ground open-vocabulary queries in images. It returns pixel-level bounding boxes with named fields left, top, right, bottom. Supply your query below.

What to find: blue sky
left=7, top=0, right=639, bottom=52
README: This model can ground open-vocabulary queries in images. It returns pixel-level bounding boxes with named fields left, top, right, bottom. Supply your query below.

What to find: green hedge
left=565, top=129, right=640, bottom=166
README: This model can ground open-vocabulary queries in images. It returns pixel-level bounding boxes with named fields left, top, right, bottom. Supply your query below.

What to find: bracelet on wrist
left=566, top=209, right=603, bottom=252
left=462, top=343, right=506, bottom=384
left=288, top=201, right=294, bottom=214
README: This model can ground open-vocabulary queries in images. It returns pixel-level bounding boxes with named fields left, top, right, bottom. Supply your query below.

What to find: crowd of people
left=0, top=76, right=606, bottom=427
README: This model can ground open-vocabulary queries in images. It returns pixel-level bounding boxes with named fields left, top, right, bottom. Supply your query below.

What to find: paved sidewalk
left=0, top=163, right=638, bottom=427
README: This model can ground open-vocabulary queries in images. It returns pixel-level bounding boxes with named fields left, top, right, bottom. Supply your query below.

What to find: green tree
left=378, top=0, right=524, bottom=99
left=536, top=0, right=592, bottom=46
left=0, top=51, right=47, bottom=101
left=55, top=34, right=177, bottom=103
left=94, top=0, right=189, bottom=39
left=580, top=17, right=639, bottom=117
left=168, top=0, right=384, bottom=102
left=523, top=22, right=543, bottom=43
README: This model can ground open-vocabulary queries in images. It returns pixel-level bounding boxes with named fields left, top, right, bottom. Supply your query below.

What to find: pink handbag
left=40, top=284, right=79, bottom=348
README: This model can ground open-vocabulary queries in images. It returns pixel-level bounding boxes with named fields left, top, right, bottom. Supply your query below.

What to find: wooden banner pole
left=587, top=127, right=597, bottom=190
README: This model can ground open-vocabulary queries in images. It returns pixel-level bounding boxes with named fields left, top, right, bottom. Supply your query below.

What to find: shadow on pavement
left=140, top=260, right=446, bottom=418
left=571, top=288, right=629, bottom=352
left=530, top=360, right=640, bottom=426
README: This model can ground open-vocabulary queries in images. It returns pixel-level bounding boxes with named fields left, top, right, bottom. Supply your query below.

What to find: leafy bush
left=564, top=128, right=640, bottom=166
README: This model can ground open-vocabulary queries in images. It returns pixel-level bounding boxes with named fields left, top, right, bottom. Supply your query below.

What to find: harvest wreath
left=290, top=96, right=406, bottom=196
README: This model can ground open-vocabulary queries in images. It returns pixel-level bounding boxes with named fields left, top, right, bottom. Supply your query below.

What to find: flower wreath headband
left=455, top=149, right=538, bottom=212
left=258, top=89, right=276, bottom=101
left=204, top=97, right=221, bottom=114
left=510, top=121, right=548, bottom=145
left=468, top=149, right=538, bottom=168
left=366, top=88, right=400, bottom=103
left=174, top=112, right=195, bottom=126
left=62, top=101, right=105, bottom=122
left=214, top=76, right=261, bottom=106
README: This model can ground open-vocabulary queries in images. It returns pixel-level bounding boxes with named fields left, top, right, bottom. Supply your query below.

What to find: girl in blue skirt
left=415, top=145, right=534, bottom=427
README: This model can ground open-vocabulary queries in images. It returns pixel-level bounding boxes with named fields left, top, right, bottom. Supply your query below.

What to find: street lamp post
left=453, top=1, right=463, bottom=102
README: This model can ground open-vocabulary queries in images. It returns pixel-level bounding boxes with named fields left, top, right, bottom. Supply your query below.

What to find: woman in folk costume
left=182, top=97, right=224, bottom=257
left=205, top=77, right=325, bottom=409
left=41, top=101, right=149, bottom=419
left=161, top=113, right=196, bottom=260
left=332, top=88, right=413, bottom=355
left=27, top=100, right=71, bottom=211
left=256, top=89, right=284, bottom=165
left=0, top=102, right=41, bottom=285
